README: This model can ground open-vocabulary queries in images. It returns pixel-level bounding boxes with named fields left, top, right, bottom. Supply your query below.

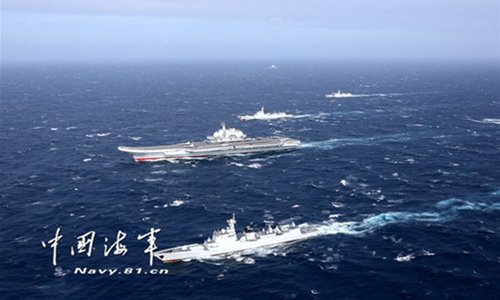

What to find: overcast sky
left=1, top=0, right=499, bottom=63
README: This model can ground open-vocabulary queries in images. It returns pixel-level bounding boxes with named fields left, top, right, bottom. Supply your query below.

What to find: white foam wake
left=469, top=118, right=500, bottom=125
left=317, top=197, right=500, bottom=237
left=325, top=92, right=402, bottom=99
left=299, top=133, right=411, bottom=150
left=293, top=111, right=365, bottom=120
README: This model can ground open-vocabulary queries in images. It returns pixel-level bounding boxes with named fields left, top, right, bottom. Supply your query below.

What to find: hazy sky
left=2, top=0, right=499, bottom=63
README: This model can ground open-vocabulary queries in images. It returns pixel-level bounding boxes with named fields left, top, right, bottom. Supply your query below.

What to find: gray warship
left=154, top=214, right=319, bottom=263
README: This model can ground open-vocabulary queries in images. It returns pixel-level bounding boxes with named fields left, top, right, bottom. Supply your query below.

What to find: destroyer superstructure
left=154, top=214, right=320, bottom=263
left=118, top=123, right=300, bottom=162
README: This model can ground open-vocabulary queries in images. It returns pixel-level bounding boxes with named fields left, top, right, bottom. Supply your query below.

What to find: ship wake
left=326, top=92, right=403, bottom=99
left=299, top=133, right=411, bottom=150
left=317, top=195, right=500, bottom=236
left=467, top=117, right=500, bottom=125
left=292, top=111, right=365, bottom=120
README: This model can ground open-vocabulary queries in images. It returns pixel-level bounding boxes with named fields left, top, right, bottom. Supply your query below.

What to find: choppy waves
left=2, top=63, right=499, bottom=299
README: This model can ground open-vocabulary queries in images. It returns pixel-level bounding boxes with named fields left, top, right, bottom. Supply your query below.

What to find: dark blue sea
left=1, top=62, right=499, bottom=299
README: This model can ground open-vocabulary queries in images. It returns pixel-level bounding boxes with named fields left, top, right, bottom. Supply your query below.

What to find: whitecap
left=228, top=162, right=245, bottom=168
left=243, top=257, right=255, bottom=264
left=54, top=267, right=68, bottom=277
left=170, top=200, right=184, bottom=207
left=331, top=202, right=344, bottom=208
left=96, top=132, right=112, bottom=137
left=86, top=132, right=112, bottom=138
left=247, top=163, right=263, bottom=169
left=171, top=169, right=190, bottom=174
left=249, top=158, right=266, bottom=162
left=395, top=253, right=415, bottom=262
left=144, top=178, right=163, bottom=182
left=151, top=170, right=167, bottom=175
left=15, top=236, right=31, bottom=243
left=328, top=214, right=342, bottom=219
left=469, top=118, right=500, bottom=125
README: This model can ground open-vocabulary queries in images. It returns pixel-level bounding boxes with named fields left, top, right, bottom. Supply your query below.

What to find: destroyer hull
left=118, top=137, right=300, bottom=162
left=154, top=228, right=319, bottom=263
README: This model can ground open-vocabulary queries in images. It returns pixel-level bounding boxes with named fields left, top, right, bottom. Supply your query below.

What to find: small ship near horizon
left=238, top=107, right=293, bottom=121
left=325, top=90, right=354, bottom=98
left=154, top=214, right=320, bottom=263
left=118, top=123, right=300, bottom=162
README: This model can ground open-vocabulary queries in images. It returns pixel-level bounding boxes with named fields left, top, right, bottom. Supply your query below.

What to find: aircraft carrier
left=118, top=123, right=300, bottom=162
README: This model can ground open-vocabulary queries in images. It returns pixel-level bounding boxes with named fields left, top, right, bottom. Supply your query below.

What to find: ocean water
left=1, top=62, right=499, bottom=299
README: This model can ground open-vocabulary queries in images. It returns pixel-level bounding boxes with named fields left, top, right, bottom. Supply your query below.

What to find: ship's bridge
left=206, top=122, right=247, bottom=143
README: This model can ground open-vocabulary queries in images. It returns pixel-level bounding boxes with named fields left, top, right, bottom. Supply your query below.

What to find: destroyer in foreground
left=154, top=214, right=320, bottom=263
left=118, top=123, right=300, bottom=162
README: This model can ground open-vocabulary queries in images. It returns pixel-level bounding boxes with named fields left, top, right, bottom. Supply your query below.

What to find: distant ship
left=325, top=90, right=354, bottom=98
left=238, top=107, right=293, bottom=121
left=154, top=214, right=320, bottom=263
left=118, top=123, right=300, bottom=162
left=270, top=64, right=279, bottom=69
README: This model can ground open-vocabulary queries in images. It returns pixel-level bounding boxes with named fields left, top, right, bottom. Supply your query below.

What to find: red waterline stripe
left=135, top=155, right=208, bottom=162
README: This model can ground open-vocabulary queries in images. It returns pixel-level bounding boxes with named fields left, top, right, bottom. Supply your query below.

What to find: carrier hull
left=118, top=137, right=300, bottom=162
